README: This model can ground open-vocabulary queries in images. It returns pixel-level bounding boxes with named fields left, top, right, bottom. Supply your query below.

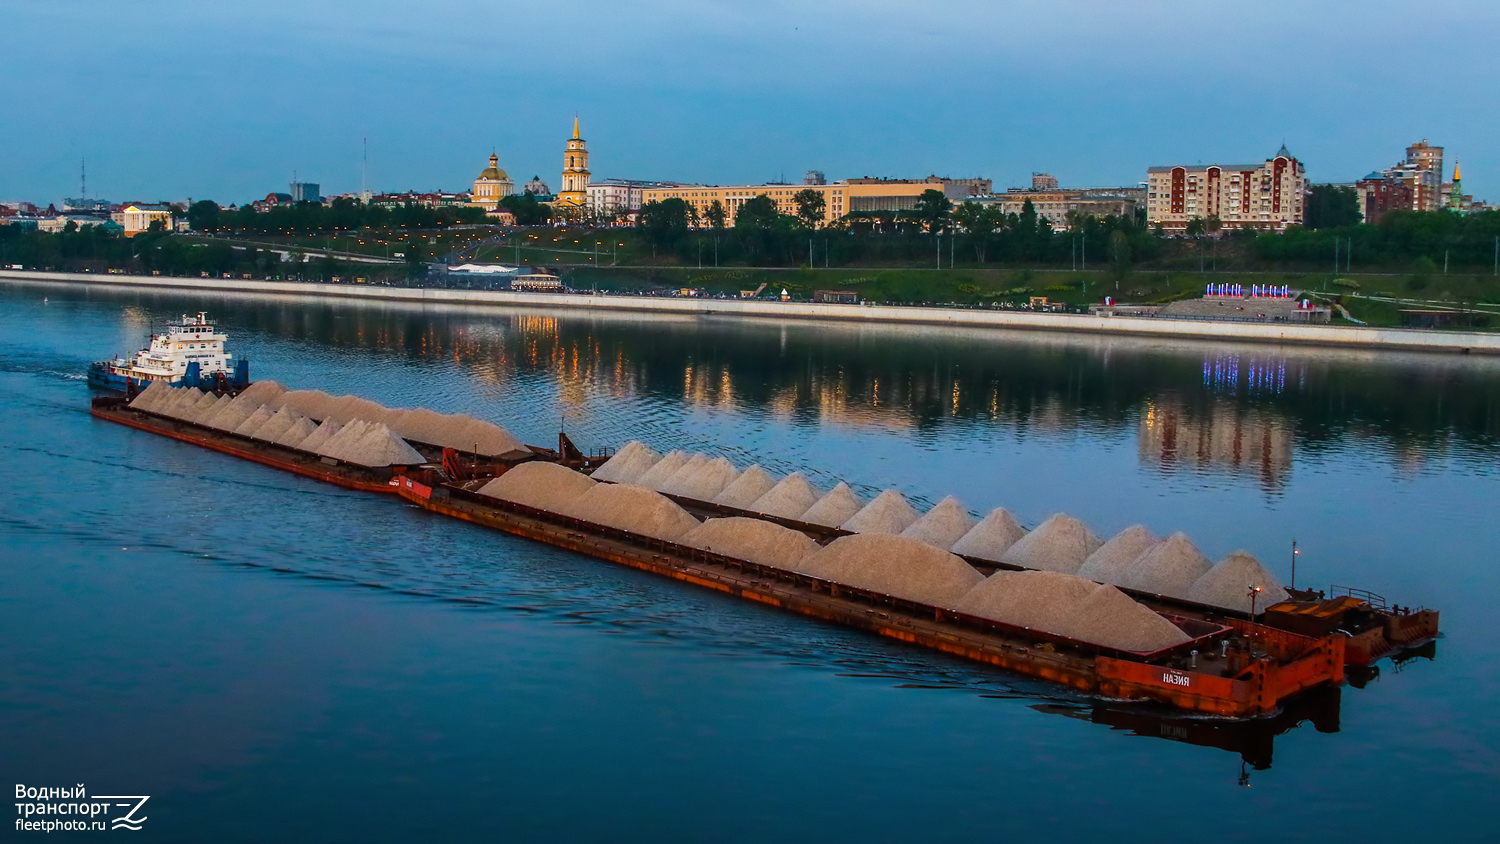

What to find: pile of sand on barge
left=477, top=462, right=597, bottom=513
left=956, top=570, right=1192, bottom=653
left=796, top=534, right=984, bottom=608
left=554, top=435, right=1292, bottom=616
left=999, top=514, right=1102, bottom=574
left=900, top=496, right=977, bottom=551
left=680, top=517, right=820, bottom=570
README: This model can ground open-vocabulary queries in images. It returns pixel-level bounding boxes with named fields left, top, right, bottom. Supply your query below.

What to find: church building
left=555, top=118, right=591, bottom=208
left=470, top=153, right=514, bottom=211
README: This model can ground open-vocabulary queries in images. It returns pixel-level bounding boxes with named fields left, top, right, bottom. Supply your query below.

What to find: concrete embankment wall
left=6, top=269, right=1499, bottom=354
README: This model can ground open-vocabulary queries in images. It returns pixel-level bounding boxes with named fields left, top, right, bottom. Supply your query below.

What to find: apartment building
left=1146, top=147, right=1306, bottom=232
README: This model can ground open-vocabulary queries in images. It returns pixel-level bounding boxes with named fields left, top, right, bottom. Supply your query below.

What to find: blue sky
left=3, top=1, right=1496, bottom=205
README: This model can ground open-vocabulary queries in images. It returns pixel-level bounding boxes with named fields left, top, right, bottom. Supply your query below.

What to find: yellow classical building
left=554, top=118, right=590, bottom=208
left=640, top=181, right=968, bottom=227
left=470, top=153, right=514, bottom=211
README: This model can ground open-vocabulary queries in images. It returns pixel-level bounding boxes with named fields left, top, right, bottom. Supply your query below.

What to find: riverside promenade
left=6, top=269, right=1499, bottom=355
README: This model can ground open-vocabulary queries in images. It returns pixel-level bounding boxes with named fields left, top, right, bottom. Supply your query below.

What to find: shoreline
left=5, top=269, right=1498, bottom=355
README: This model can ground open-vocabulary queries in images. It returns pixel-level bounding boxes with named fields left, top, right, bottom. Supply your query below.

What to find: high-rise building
left=1031, top=173, right=1059, bottom=191
left=290, top=182, right=321, bottom=203
left=556, top=118, right=590, bottom=208
left=1145, top=147, right=1306, bottom=232
left=1355, top=140, right=1449, bottom=219
left=1405, top=140, right=1444, bottom=197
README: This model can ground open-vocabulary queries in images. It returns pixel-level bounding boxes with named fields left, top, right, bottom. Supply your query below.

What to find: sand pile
left=155, top=387, right=196, bottom=419
left=148, top=387, right=184, bottom=418
left=385, top=408, right=517, bottom=455
left=316, top=420, right=373, bottom=462
left=799, top=482, right=863, bottom=528
left=1076, top=526, right=1159, bottom=583
left=386, top=407, right=446, bottom=442
left=900, top=496, right=977, bottom=551
left=176, top=390, right=210, bottom=421
left=194, top=394, right=234, bottom=428
left=634, top=450, right=691, bottom=490
left=657, top=454, right=708, bottom=493
left=663, top=457, right=739, bottom=501
left=477, top=462, right=598, bottom=513
left=345, top=424, right=425, bottom=467
left=590, top=441, right=661, bottom=484
left=1058, top=585, right=1193, bottom=653
left=251, top=407, right=302, bottom=443
left=950, top=508, right=1027, bottom=561
left=232, top=404, right=277, bottom=437
left=208, top=395, right=262, bottom=432
left=274, top=415, right=319, bottom=449
left=184, top=390, right=219, bottom=422
left=561, top=483, right=701, bottom=541
left=130, top=381, right=170, bottom=411
left=438, top=414, right=524, bottom=456
left=711, top=465, right=777, bottom=509
left=842, top=490, right=920, bottom=535
left=747, top=472, right=821, bottom=520
left=236, top=380, right=287, bottom=405
left=999, top=514, right=1102, bottom=574
left=956, top=570, right=1099, bottom=635
left=274, top=389, right=338, bottom=421
left=679, top=517, right=820, bottom=570
left=797, top=533, right=983, bottom=608
left=1188, top=552, right=1291, bottom=613
left=295, top=419, right=344, bottom=454
left=1113, top=532, right=1213, bottom=598
left=326, top=395, right=391, bottom=426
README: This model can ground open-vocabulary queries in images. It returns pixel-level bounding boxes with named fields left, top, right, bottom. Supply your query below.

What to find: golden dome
left=478, top=153, right=509, bottom=182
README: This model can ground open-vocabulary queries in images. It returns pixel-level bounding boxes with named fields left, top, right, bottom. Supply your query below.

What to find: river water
left=1, top=281, right=1495, bottom=841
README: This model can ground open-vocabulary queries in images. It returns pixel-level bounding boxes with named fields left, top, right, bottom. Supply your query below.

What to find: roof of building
left=478, top=154, right=510, bottom=182
left=1147, top=164, right=1275, bottom=174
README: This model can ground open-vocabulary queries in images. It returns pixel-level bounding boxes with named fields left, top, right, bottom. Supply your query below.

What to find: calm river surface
left=1, top=281, right=1495, bottom=841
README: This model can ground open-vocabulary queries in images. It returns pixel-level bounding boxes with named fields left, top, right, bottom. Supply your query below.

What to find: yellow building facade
left=470, top=153, right=514, bottom=211
left=640, top=181, right=966, bottom=227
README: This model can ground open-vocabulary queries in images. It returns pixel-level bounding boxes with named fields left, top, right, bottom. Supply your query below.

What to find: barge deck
left=91, top=395, right=1357, bottom=717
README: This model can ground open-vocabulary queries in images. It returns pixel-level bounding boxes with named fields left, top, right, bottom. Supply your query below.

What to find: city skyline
left=3, top=1, right=1496, bottom=204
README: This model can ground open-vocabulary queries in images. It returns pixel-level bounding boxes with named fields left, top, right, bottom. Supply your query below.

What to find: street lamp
left=1291, top=540, right=1300, bottom=590
left=1248, top=584, right=1263, bottom=617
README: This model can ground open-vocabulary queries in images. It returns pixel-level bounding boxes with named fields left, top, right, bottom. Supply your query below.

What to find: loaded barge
left=90, top=390, right=1437, bottom=718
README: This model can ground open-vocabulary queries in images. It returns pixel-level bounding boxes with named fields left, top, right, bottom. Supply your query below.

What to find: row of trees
left=186, top=197, right=487, bottom=235
left=635, top=188, right=1157, bottom=272
left=0, top=221, right=374, bottom=280
left=629, top=185, right=1498, bottom=272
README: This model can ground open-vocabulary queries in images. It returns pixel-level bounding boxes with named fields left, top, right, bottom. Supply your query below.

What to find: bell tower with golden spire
left=557, top=117, right=591, bottom=208
left=1447, top=161, right=1464, bottom=211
